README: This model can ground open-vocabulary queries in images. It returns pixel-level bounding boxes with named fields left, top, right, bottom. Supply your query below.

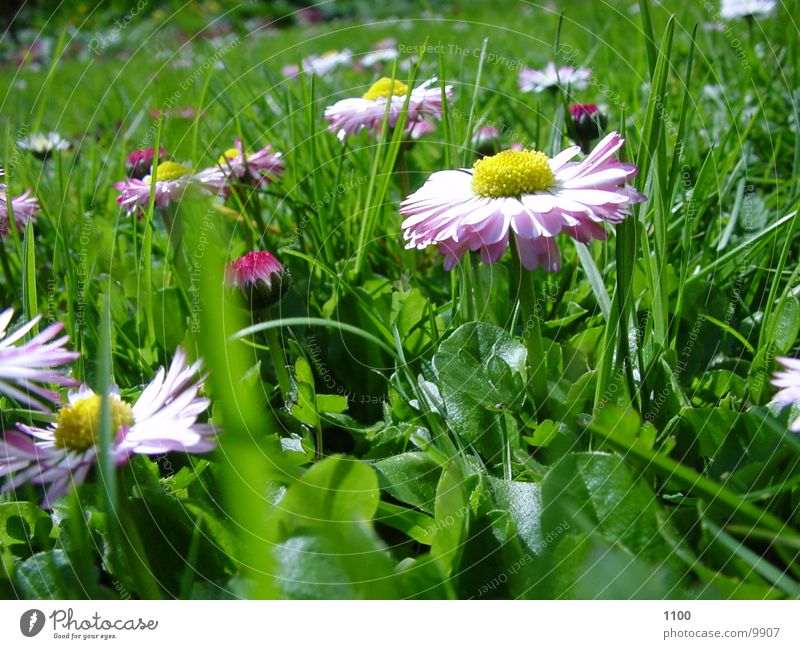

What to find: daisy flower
left=720, top=0, right=776, bottom=19
left=400, top=132, right=645, bottom=272
left=213, top=138, right=285, bottom=188
left=17, top=132, right=70, bottom=158
left=226, top=250, right=289, bottom=309
left=359, top=39, right=399, bottom=69
left=0, top=185, right=40, bottom=236
left=771, top=357, right=800, bottom=431
left=0, top=348, right=216, bottom=507
left=114, top=160, right=196, bottom=214
left=324, top=77, right=452, bottom=142
left=0, top=308, right=78, bottom=411
left=284, top=49, right=353, bottom=78
left=519, top=62, right=591, bottom=93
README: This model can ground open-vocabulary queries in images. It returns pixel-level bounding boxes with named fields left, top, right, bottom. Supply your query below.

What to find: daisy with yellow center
left=201, top=138, right=285, bottom=190
left=152, top=160, right=193, bottom=181
left=115, top=158, right=229, bottom=214
left=0, top=348, right=216, bottom=508
left=471, top=150, right=555, bottom=197
left=53, top=394, right=134, bottom=451
left=361, top=77, right=408, bottom=100
left=401, top=132, right=646, bottom=272
left=324, top=77, right=451, bottom=142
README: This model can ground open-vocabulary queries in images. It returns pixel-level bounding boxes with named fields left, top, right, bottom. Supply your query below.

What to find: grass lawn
left=0, top=0, right=799, bottom=599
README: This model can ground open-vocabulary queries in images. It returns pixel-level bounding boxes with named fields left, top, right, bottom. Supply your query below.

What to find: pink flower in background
left=519, top=62, right=591, bottom=93
left=0, top=308, right=78, bottom=411
left=771, top=357, right=800, bottom=431
left=325, top=77, right=451, bottom=141
left=149, top=107, right=198, bottom=120
left=0, top=348, right=215, bottom=507
left=125, top=146, right=170, bottom=179
left=400, top=132, right=644, bottom=272
left=473, top=125, right=501, bottom=155
left=226, top=250, right=289, bottom=309
left=282, top=63, right=301, bottom=78
left=473, top=125, right=500, bottom=146
left=0, top=186, right=40, bottom=235
left=214, top=139, right=285, bottom=188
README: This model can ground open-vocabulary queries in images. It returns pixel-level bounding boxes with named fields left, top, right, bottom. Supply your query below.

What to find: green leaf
left=316, top=393, right=348, bottom=414
left=430, top=461, right=468, bottom=577
left=0, top=502, right=55, bottom=557
left=771, top=297, right=800, bottom=353
left=291, top=356, right=320, bottom=429
left=15, top=550, right=75, bottom=599
left=264, top=456, right=402, bottom=598
left=542, top=452, right=681, bottom=570
left=522, top=418, right=559, bottom=448
left=488, top=477, right=544, bottom=555
left=376, top=501, right=435, bottom=545
left=432, top=322, right=527, bottom=457
left=681, top=407, right=739, bottom=459
left=374, top=452, right=441, bottom=514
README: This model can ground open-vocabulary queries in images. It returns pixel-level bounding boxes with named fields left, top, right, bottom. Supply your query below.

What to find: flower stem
left=396, top=141, right=410, bottom=198
left=265, top=324, right=291, bottom=400
left=460, top=252, right=476, bottom=322
left=472, top=256, right=486, bottom=319
left=117, top=473, right=163, bottom=599
left=514, top=247, right=548, bottom=415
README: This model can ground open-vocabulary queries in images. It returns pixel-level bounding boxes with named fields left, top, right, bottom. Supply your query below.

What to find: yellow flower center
left=218, top=148, right=241, bottom=164
left=53, top=395, right=135, bottom=452
left=154, top=161, right=192, bottom=181
left=363, top=77, right=409, bottom=101
left=471, top=149, right=556, bottom=198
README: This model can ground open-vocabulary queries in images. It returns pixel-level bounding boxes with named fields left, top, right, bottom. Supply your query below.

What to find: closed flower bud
left=226, top=250, right=289, bottom=310
left=567, top=104, right=607, bottom=153
left=473, top=125, right=500, bottom=156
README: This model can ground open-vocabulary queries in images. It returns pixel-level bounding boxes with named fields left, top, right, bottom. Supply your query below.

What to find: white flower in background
left=17, top=132, right=70, bottom=158
left=771, top=357, right=800, bottom=431
left=283, top=49, right=353, bottom=77
left=360, top=39, right=399, bottom=69
left=519, top=62, right=591, bottom=93
left=720, top=0, right=776, bottom=19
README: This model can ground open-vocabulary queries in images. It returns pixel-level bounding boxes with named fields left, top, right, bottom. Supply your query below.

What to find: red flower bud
left=225, top=250, right=289, bottom=310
